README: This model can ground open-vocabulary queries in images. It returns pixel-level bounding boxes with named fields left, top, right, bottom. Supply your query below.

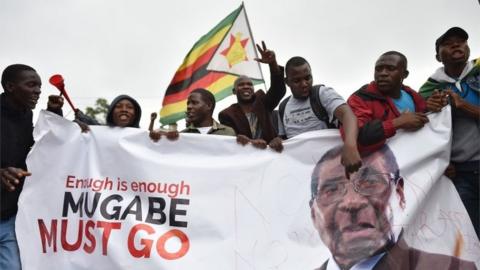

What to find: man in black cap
left=419, top=27, right=480, bottom=238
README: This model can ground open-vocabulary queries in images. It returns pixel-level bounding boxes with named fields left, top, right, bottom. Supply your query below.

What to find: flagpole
left=242, top=2, right=267, bottom=90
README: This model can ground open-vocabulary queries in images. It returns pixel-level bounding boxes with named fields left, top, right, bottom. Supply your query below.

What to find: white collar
left=430, top=59, right=474, bottom=83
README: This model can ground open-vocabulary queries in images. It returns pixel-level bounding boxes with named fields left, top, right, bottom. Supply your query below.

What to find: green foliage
left=85, top=98, right=109, bottom=124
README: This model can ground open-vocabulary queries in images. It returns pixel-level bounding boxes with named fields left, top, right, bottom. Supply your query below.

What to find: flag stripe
left=174, top=26, right=230, bottom=76
left=159, top=75, right=237, bottom=124
left=163, top=72, right=228, bottom=105
left=160, top=75, right=236, bottom=116
left=158, top=112, right=187, bottom=126
left=171, top=44, right=219, bottom=84
left=166, top=65, right=210, bottom=96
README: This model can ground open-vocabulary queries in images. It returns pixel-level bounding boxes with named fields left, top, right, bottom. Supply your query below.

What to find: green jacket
left=419, top=57, right=480, bottom=98
left=181, top=120, right=236, bottom=136
left=418, top=57, right=480, bottom=163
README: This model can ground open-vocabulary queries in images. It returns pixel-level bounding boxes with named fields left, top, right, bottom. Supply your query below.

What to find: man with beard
left=310, top=145, right=477, bottom=270
left=0, top=64, right=63, bottom=270
left=182, top=88, right=236, bottom=136
left=419, top=27, right=479, bottom=238
left=219, top=42, right=285, bottom=152
left=347, top=51, right=428, bottom=154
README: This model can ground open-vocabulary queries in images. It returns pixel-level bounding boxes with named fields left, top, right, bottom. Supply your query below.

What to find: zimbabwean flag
left=159, top=4, right=264, bottom=125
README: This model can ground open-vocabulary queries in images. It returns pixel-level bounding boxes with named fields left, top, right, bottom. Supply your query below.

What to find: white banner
left=17, top=108, right=479, bottom=269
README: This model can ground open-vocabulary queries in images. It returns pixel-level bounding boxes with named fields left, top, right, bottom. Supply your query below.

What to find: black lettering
left=100, top=194, right=123, bottom=220
left=145, top=197, right=166, bottom=225
left=62, top=192, right=84, bottom=217
left=170, top=198, right=189, bottom=227
left=120, top=196, right=142, bottom=221
left=84, top=192, right=101, bottom=218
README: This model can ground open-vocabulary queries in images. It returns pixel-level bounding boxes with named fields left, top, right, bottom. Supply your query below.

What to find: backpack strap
left=310, top=85, right=337, bottom=128
left=278, top=95, right=291, bottom=124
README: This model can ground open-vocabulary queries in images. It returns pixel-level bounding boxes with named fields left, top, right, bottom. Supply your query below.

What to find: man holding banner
left=347, top=51, right=428, bottom=154
left=310, top=145, right=477, bottom=270
left=0, top=64, right=63, bottom=270
left=219, top=41, right=285, bottom=152
left=419, top=27, right=479, bottom=238
left=182, top=88, right=236, bottom=136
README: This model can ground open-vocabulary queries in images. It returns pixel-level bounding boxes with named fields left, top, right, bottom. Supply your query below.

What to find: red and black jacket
left=346, top=82, right=427, bottom=153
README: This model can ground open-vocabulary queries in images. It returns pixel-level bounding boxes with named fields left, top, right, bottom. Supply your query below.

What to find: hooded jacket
left=105, top=95, right=142, bottom=128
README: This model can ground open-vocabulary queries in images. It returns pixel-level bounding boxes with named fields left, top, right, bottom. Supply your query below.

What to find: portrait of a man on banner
left=309, top=145, right=477, bottom=270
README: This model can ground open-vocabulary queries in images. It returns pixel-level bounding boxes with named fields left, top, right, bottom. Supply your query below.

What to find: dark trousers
left=452, top=160, right=480, bottom=239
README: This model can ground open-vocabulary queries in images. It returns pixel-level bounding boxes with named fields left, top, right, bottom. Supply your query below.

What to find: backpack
left=278, top=85, right=337, bottom=129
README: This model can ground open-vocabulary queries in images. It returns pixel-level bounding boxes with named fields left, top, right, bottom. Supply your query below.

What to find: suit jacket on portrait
left=317, top=236, right=477, bottom=270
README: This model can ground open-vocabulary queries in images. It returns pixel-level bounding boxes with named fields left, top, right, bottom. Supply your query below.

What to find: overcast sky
left=1, top=0, right=479, bottom=128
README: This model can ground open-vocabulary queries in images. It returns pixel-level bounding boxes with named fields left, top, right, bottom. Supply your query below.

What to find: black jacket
left=218, top=67, right=286, bottom=143
left=0, top=93, right=35, bottom=220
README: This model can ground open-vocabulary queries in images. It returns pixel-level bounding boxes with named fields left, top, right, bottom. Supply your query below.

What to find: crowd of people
left=0, top=26, right=478, bottom=270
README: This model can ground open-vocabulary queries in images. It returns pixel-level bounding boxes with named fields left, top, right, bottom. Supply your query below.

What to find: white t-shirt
left=279, top=85, right=345, bottom=138
left=196, top=126, right=212, bottom=134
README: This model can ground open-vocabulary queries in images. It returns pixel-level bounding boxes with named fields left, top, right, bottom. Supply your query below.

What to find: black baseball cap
left=435, top=27, right=469, bottom=53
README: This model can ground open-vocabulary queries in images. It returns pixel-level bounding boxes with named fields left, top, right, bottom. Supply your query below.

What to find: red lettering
left=37, top=219, right=122, bottom=255
left=147, top=183, right=156, bottom=193
left=38, top=219, right=57, bottom=253
left=83, top=220, right=96, bottom=253
left=131, top=181, right=138, bottom=192
left=156, top=229, right=190, bottom=260
left=180, top=180, right=190, bottom=196
left=61, top=219, right=83, bottom=251
left=97, top=221, right=121, bottom=255
left=38, top=218, right=190, bottom=260
left=127, top=224, right=155, bottom=258
left=66, top=175, right=75, bottom=188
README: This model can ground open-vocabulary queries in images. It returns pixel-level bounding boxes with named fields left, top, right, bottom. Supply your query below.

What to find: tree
left=84, top=98, right=109, bottom=124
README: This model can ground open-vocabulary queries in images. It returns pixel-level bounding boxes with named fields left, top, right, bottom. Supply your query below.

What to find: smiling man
left=347, top=51, right=428, bottom=153
left=105, top=95, right=142, bottom=128
left=310, top=145, right=477, bottom=270
left=0, top=64, right=63, bottom=270
left=219, top=42, right=286, bottom=151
